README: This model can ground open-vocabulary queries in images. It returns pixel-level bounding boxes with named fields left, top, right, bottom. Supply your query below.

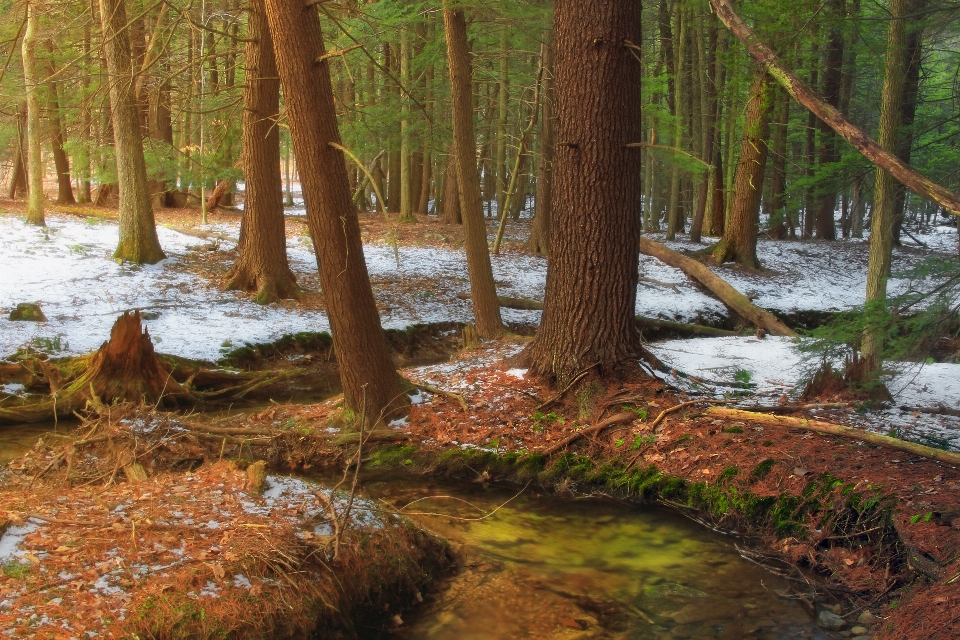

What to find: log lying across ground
left=638, top=237, right=796, bottom=337
left=707, top=407, right=960, bottom=467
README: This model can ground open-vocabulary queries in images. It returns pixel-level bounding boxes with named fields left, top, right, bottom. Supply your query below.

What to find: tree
left=813, top=0, right=846, bottom=241
left=225, top=0, right=299, bottom=305
left=712, top=67, right=771, bottom=268
left=262, top=0, right=407, bottom=424
left=21, top=0, right=45, bottom=226
left=46, top=53, right=76, bottom=205
left=99, top=0, right=165, bottom=263
left=526, top=27, right=553, bottom=256
left=523, top=0, right=643, bottom=385
left=443, top=4, right=504, bottom=339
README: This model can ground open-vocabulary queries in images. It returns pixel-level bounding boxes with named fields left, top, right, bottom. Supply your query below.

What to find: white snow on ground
left=647, top=336, right=960, bottom=450
left=0, top=520, right=40, bottom=564
left=2, top=213, right=955, bottom=361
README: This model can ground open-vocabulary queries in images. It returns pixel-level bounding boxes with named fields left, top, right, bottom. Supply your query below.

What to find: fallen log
left=638, top=237, right=795, bottom=337
left=706, top=407, right=960, bottom=467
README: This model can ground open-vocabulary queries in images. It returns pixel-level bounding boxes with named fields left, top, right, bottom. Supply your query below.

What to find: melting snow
left=0, top=521, right=40, bottom=564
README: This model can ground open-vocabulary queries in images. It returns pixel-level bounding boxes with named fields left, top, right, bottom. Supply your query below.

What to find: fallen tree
left=706, top=406, right=960, bottom=466
left=638, top=237, right=796, bottom=336
left=708, top=0, right=960, bottom=217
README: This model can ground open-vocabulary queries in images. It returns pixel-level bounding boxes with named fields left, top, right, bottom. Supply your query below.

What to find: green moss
left=750, top=458, right=776, bottom=482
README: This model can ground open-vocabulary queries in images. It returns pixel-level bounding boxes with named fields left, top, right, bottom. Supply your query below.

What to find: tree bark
left=99, top=0, right=165, bottom=263
left=767, top=85, right=790, bottom=238
left=22, top=0, right=45, bottom=226
left=440, top=147, right=461, bottom=224
left=522, top=0, right=643, bottom=385
left=639, top=237, right=795, bottom=336
left=708, top=0, right=960, bottom=217
left=263, top=0, right=407, bottom=424
left=712, top=68, right=771, bottom=269
left=225, top=0, right=298, bottom=305
left=861, top=0, right=908, bottom=370
left=527, top=28, right=554, bottom=256
left=443, top=5, right=503, bottom=338
left=814, top=0, right=845, bottom=240
left=46, top=57, right=76, bottom=205
left=892, top=0, right=926, bottom=244
left=7, top=105, right=27, bottom=200
left=398, top=29, right=415, bottom=223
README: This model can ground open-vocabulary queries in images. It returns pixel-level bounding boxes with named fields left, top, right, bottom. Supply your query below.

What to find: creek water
left=358, top=473, right=838, bottom=640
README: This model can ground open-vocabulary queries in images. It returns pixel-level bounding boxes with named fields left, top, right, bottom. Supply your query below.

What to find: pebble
left=857, top=611, right=877, bottom=625
left=817, top=610, right=848, bottom=631
left=850, top=626, right=868, bottom=634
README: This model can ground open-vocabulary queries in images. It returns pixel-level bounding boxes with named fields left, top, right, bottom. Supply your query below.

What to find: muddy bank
left=0, top=414, right=452, bottom=638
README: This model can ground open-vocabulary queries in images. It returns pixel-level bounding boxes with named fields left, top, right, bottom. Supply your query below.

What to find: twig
left=543, top=412, right=636, bottom=456
left=638, top=276, right=681, bottom=293
left=410, top=380, right=468, bottom=412
left=399, top=481, right=531, bottom=521
left=650, top=398, right=733, bottom=430
left=536, top=363, right=600, bottom=412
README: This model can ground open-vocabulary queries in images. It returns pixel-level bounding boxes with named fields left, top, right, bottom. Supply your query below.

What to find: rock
left=818, top=610, right=848, bottom=631
left=851, top=625, right=868, bottom=634
left=857, top=611, right=877, bottom=625
left=9, top=302, right=46, bottom=322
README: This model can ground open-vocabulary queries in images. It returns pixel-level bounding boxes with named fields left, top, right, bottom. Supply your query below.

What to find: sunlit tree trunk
left=22, top=0, right=45, bottom=226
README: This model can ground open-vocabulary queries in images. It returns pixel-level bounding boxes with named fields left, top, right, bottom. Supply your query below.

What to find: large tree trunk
left=99, top=0, right=165, bottom=263
left=712, top=68, right=771, bottom=269
left=263, top=0, right=407, bottom=424
left=527, top=28, right=554, bottom=256
left=46, top=57, right=76, bottom=205
left=225, top=0, right=298, bottom=305
left=522, top=0, right=643, bottom=385
left=22, top=0, right=45, bottom=226
left=861, top=0, right=908, bottom=371
left=814, top=0, right=845, bottom=241
left=443, top=5, right=503, bottom=338
left=709, top=0, right=960, bottom=217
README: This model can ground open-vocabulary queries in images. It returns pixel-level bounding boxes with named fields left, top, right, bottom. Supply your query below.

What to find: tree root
left=543, top=411, right=637, bottom=455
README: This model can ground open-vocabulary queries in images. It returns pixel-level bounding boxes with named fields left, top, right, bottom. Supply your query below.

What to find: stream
left=356, top=472, right=838, bottom=640
left=1, top=426, right=838, bottom=639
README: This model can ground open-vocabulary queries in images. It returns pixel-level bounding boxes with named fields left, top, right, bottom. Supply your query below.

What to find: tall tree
left=99, top=0, right=165, bottom=263
left=262, top=0, right=407, bottom=423
left=21, top=0, right=45, bottom=226
left=712, top=67, right=771, bottom=268
left=225, top=0, right=298, bottom=304
left=523, top=0, right=643, bottom=384
left=527, top=27, right=553, bottom=256
left=814, top=0, right=846, bottom=240
left=45, top=53, right=76, bottom=205
left=443, top=4, right=504, bottom=338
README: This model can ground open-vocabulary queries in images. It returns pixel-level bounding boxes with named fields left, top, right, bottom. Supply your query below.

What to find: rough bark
left=862, top=0, right=908, bottom=370
left=22, top=0, right=45, bottom=226
left=225, top=0, right=298, bottom=305
left=712, top=68, right=771, bottom=269
left=814, top=0, right=845, bottom=240
left=99, top=0, right=165, bottom=263
left=527, top=28, right=554, bottom=256
left=443, top=5, right=503, bottom=338
left=45, top=57, right=76, bottom=205
left=767, top=85, right=790, bottom=238
left=640, top=237, right=795, bottom=336
left=7, top=105, right=27, bottom=200
left=523, top=0, right=643, bottom=385
left=709, top=0, right=960, bottom=217
left=892, top=0, right=926, bottom=243
left=440, top=147, right=461, bottom=224
left=263, top=0, right=407, bottom=423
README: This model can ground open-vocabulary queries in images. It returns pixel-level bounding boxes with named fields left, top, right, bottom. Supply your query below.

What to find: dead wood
left=706, top=407, right=960, bottom=467
left=900, top=405, right=960, bottom=419
left=650, top=398, right=733, bottom=429
left=332, top=429, right=411, bottom=445
left=543, top=411, right=637, bottom=455
left=205, top=179, right=231, bottom=211
left=638, top=237, right=796, bottom=336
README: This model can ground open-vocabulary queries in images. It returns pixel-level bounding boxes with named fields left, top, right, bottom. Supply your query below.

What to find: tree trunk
left=767, top=85, right=790, bottom=238
left=712, top=68, right=771, bottom=268
left=22, top=0, right=45, bottom=226
left=527, top=28, right=553, bottom=256
left=225, top=0, right=298, bottom=304
left=495, top=29, right=509, bottom=217
left=99, top=0, right=165, bottom=263
left=666, top=2, right=685, bottom=240
left=522, top=0, right=643, bottom=385
left=862, top=0, right=908, bottom=371
left=443, top=5, right=503, bottom=338
left=46, top=58, right=76, bottom=205
left=263, top=0, right=407, bottom=424
left=892, top=0, right=926, bottom=244
left=398, top=29, right=415, bottom=223
left=709, top=0, right=960, bottom=217
left=440, top=147, right=461, bottom=224
left=7, top=105, right=27, bottom=200
left=814, top=0, right=845, bottom=241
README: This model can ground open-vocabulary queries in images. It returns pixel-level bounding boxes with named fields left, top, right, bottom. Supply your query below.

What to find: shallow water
left=358, top=474, right=838, bottom=640
left=0, top=421, right=72, bottom=465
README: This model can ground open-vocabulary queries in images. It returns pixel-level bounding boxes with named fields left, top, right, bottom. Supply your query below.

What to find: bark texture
left=99, top=0, right=165, bottom=263
left=226, top=0, right=298, bottom=304
left=263, top=0, right=407, bottom=423
left=45, top=60, right=76, bottom=205
left=22, top=0, right=45, bottom=226
left=443, top=6, right=503, bottom=338
left=523, top=0, right=643, bottom=384
left=527, top=29, right=554, bottom=256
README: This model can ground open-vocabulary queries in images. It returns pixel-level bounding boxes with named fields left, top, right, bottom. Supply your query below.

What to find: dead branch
left=650, top=398, right=733, bottom=430
left=543, top=412, right=637, bottom=455
left=706, top=407, right=960, bottom=467
left=536, top=362, right=600, bottom=412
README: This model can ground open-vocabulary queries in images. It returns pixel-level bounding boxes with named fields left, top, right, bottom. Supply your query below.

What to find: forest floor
left=1, top=197, right=959, bottom=638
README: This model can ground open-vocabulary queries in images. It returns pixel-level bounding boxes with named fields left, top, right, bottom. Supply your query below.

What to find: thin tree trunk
left=78, top=26, right=92, bottom=203
left=862, top=0, right=908, bottom=370
left=768, top=85, right=790, bottom=238
left=814, top=0, right=845, bottom=240
left=690, top=15, right=717, bottom=243
left=398, top=29, right=414, bottom=223
left=99, top=0, right=165, bottom=263
left=443, top=5, right=503, bottom=338
left=803, top=31, right=819, bottom=239
left=712, top=68, right=771, bottom=268
left=495, top=29, right=509, bottom=217
left=523, top=0, right=643, bottom=385
left=527, top=28, right=553, bottom=256
left=892, top=0, right=926, bottom=244
left=666, top=2, right=685, bottom=240
left=225, top=0, right=298, bottom=304
left=7, top=105, right=27, bottom=200
left=263, top=0, right=407, bottom=423
left=46, top=56, right=76, bottom=205
left=22, top=0, right=45, bottom=225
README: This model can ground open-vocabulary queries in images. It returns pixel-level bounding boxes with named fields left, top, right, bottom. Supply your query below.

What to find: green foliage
left=909, top=511, right=933, bottom=524
left=733, top=369, right=753, bottom=385
left=621, top=405, right=649, bottom=421
left=2, top=561, right=31, bottom=579
left=632, top=434, right=656, bottom=450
